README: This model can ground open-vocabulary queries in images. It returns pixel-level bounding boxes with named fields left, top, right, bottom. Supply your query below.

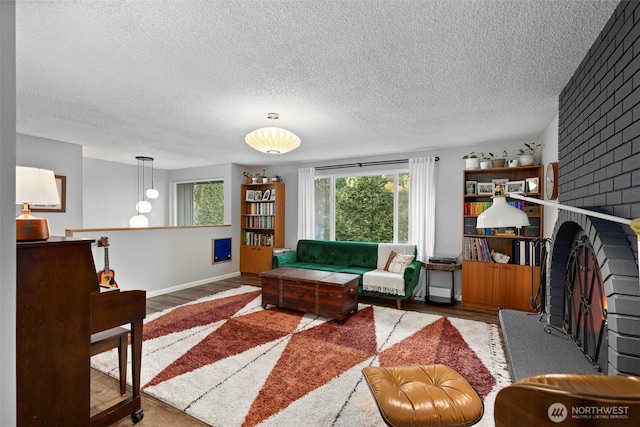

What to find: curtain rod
left=315, top=157, right=439, bottom=171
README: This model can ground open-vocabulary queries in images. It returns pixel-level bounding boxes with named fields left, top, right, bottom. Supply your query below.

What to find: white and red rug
left=92, top=285, right=511, bottom=426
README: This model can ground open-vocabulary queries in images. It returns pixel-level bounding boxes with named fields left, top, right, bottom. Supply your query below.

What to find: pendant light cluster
left=245, top=113, right=301, bottom=154
left=129, top=156, right=159, bottom=228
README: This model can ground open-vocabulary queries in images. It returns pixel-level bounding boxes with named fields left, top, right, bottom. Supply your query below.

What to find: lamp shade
left=245, top=126, right=301, bottom=154
left=16, top=166, right=60, bottom=241
left=477, top=196, right=530, bottom=229
left=129, top=214, right=149, bottom=228
left=16, top=166, right=60, bottom=205
left=146, top=187, right=159, bottom=199
left=136, top=200, right=152, bottom=213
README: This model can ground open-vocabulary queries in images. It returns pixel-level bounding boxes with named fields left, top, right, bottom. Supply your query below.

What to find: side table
left=422, top=262, right=462, bottom=304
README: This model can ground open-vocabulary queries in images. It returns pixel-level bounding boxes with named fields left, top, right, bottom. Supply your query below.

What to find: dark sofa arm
left=403, top=260, right=422, bottom=296
left=272, top=251, right=298, bottom=268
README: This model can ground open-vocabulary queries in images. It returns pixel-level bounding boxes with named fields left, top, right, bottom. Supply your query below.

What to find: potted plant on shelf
left=261, top=169, right=269, bottom=183
left=479, top=153, right=491, bottom=169
left=489, top=150, right=508, bottom=168
left=462, top=152, right=480, bottom=169
left=518, top=142, right=542, bottom=166
left=243, top=171, right=253, bottom=184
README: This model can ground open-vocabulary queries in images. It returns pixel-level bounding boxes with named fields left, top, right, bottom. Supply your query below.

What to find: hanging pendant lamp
left=129, top=156, right=152, bottom=227
left=146, top=157, right=159, bottom=199
left=245, top=113, right=301, bottom=154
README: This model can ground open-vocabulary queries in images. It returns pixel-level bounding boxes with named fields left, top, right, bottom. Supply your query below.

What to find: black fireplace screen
left=563, top=235, right=608, bottom=373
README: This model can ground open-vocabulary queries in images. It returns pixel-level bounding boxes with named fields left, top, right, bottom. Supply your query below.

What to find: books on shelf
left=245, top=202, right=275, bottom=215
left=463, top=237, right=491, bottom=262
left=464, top=237, right=541, bottom=266
left=245, top=216, right=274, bottom=229
left=512, top=240, right=541, bottom=266
left=464, top=200, right=526, bottom=216
left=243, top=231, right=273, bottom=246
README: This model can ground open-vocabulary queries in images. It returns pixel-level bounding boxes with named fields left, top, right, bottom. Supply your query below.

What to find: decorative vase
left=480, top=161, right=491, bottom=169
left=262, top=177, right=269, bottom=183
left=519, top=154, right=535, bottom=166
left=464, top=158, right=480, bottom=169
left=508, top=159, right=519, bottom=167
left=251, top=177, right=258, bottom=183
left=491, top=159, right=506, bottom=168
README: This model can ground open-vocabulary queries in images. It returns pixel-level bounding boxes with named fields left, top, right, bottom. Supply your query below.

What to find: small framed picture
left=31, top=175, right=66, bottom=212
left=465, top=181, right=477, bottom=195
left=254, top=190, right=262, bottom=201
left=506, top=180, right=526, bottom=194
left=262, top=189, right=271, bottom=200
left=477, top=182, right=495, bottom=195
left=526, top=177, right=539, bottom=193
left=270, top=188, right=276, bottom=200
left=245, top=189, right=255, bottom=201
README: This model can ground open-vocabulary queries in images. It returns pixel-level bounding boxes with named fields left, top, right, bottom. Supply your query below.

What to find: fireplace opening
left=563, top=234, right=608, bottom=373
left=549, top=210, right=640, bottom=376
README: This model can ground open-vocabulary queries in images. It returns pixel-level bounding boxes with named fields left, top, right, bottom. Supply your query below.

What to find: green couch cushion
left=288, top=262, right=346, bottom=272
left=296, top=239, right=378, bottom=269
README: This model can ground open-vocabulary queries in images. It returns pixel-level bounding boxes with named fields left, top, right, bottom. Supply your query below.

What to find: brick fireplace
left=548, top=210, right=640, bottom=375
left=554, top=1, right=640, bottom=376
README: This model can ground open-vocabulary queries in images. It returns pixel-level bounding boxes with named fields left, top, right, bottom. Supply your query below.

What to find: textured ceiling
left=16, top=0, right=619, bottom=170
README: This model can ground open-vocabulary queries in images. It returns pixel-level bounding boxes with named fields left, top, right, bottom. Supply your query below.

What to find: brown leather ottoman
left=362, top=364, right=484, bottom=427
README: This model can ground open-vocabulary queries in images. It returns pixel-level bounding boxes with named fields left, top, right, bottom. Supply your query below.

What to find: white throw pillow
left=386, top=253, right=414, bottom=274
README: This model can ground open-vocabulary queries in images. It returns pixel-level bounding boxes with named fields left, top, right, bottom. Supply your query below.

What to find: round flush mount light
left=245, top=113, right=301, bottom=154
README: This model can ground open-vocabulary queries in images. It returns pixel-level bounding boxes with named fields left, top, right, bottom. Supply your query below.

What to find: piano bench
left=91, top=326, right=130, bottom=395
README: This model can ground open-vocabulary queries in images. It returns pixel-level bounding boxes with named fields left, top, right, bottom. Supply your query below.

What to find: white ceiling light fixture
left=245, top=113, right=301, bottom=154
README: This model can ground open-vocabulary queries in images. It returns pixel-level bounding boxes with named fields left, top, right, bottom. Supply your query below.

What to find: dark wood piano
left=16, top=237, right=146, bottom=426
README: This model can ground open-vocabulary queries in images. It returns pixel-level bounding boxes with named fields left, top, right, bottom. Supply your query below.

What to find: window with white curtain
left=314, top=170, right=408, bottom=243
left=175, top=180, right=224, bottom=226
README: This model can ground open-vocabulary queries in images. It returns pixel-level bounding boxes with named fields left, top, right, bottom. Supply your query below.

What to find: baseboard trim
left=145, top=271, right=241, bottom=298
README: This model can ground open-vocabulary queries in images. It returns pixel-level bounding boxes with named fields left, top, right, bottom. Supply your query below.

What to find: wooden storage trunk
left=260, top=267, right=359, bottom=323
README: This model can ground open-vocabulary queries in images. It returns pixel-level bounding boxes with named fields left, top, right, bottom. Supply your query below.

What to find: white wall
left=16, top=134, right=83, bottom=236
left=68, top=226, right=235, bottom=296
left=83, top=158, right=169, bottom=228
left=539, top=113, right=560, bottom=239
left=0, top=2, right=16, bottom=423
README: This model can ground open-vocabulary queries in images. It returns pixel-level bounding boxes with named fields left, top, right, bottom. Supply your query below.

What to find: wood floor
left=90, top=275, right=499, bottom=426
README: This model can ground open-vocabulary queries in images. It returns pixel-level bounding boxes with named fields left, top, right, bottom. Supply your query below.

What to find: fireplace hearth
left=549, top=210, right=640, bottom=376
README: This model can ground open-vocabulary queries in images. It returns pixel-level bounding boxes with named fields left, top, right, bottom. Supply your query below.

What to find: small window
left=176, top=180, right=224, bottom=225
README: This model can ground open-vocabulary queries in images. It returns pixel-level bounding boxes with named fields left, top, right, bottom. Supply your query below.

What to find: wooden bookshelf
left=240, top=182, right=285, bottom=275
left=461, top=165, right=543, bottom=312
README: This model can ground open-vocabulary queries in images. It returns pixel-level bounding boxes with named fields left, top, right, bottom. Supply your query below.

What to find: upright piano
left=16, top=237, right=146, bottom=426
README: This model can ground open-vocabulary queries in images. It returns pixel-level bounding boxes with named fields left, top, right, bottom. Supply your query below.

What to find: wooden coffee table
left=260, top=267, right=359, bottom=323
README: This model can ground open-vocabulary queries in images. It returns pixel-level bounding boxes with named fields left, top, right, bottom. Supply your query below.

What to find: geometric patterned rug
left=91, top=285, right=511, bottom=426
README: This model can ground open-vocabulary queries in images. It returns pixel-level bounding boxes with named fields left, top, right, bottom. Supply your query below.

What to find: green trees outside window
left=176, top=181, right=224, bottom=225
left=315, top=172, right=408, bottom=243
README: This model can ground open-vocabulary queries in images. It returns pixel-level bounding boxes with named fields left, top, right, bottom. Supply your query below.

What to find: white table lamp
left=16, top=166, right=60, bottom=241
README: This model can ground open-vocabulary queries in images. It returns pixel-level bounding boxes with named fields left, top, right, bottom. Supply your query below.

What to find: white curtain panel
left=297, top=167, right=315, bottom=240
left=408, top=157, right=436, bottom=299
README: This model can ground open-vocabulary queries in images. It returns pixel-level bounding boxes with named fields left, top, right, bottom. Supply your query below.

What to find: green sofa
left=272, top=239, right=422, bottom=309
